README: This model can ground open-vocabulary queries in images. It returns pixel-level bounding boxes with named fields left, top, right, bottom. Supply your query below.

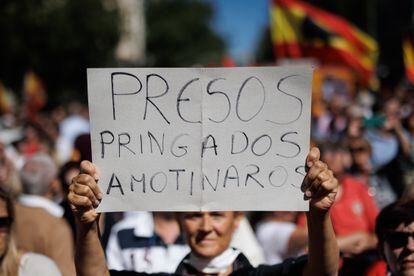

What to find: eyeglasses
left=0, top=217, right=12, bottom=229
left=385, top=231, right=414, bottom=249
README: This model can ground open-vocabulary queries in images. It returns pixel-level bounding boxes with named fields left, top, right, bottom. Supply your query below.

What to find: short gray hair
left=20, top=153, right=58, bottom=196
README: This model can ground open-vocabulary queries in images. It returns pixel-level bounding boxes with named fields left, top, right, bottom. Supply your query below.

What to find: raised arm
left=302, top=147, right=339, bottom=276
left=68, top=161, right=110, bottom=276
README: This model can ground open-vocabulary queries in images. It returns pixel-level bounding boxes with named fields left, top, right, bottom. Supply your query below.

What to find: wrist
left=75, top=215, right=100, bottom=237
left=308, top=205, right=330, bottom=219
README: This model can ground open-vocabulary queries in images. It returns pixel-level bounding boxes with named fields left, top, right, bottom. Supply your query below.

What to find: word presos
left=110, top=72, right=303, bottom=126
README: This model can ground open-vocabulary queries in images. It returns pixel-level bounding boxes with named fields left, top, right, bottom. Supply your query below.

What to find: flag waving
left=270, top=0, right=378, bottom=87
left=403, top=35, right=414, bottom=85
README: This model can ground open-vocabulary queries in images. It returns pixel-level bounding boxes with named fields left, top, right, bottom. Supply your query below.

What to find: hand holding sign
left=304, top=147, right=338, bottom=213
left=69, top=161, right=102, bottom=224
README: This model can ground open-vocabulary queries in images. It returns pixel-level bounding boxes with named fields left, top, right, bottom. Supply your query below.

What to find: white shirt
left=256, top=221, right=298, bottom=265
left=106, top=212, right=190, bottom=273
left=19, top=252, right=61, bottom=276
left=19, top=195, right=64, bottom=218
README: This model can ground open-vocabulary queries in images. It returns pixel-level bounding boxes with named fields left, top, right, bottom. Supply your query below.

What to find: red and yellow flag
left=22, top=71, right=47, bottom=121
left=0, top=82, right=12, bottom=114
left=403, top=36, right=414, bottom=85
left=270, top=0, right=378, bottom=87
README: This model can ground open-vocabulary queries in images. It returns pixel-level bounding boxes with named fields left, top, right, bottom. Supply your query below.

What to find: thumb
left=80, top=160, right=99, bottom=181
left=306, top=147, right=320, bottom=168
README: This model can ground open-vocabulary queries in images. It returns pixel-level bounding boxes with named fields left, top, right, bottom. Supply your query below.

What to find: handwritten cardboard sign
left=87, top=67, right=312, bottom=212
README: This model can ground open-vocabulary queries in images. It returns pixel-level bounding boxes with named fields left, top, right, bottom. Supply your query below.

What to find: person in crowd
left=58, top=160, right=81, bottom=239
left=370, top=199, right=414, bottom=276
left=16, top=123, right=55, bottom=158
left=365, top=98, right=410, bottom=169
left=313, top=91, right=350, bottom=142
left=106, top=211, right=265, bottom=273
left=58, top=102, right=90, bottom=163
left=348, top=137, right=397, bottom=208
left=0, top=186, right=61, bottom=275
left=13, top=152, right=75, bottom=276
left=106, top=211, right=190, bottom=273
left=401, top=110, right=414, bottom=188
left=255, top=211, right=308, bottom=265
left=69, top=147, right=339, bottom=275
left=364, top=97, right=410, bottom=197
left=297, top=143, right=379, bottom=275
left=0, top=142, right=21, bottom=198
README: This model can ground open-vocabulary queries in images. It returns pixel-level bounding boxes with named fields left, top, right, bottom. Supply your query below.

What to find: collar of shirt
left=183, top=248, right=241, bottom=274
left=19, top=195, right=64, bottom=218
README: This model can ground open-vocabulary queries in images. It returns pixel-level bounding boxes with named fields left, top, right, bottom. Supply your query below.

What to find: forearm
left=303, top=209, right=339, bottom=276
left=75, top=219, right=110, bottom=276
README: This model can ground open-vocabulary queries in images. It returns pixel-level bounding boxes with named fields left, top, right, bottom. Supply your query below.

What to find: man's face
left=179, top=212, right=242, bottom=258
left=383, top=221, right=414, bottom=276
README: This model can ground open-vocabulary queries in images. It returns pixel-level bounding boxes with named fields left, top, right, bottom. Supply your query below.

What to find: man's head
left=320, top=143, right=348, bottom=177
left=177, top=211, right=243, bottom=258
left=376, top=200, right=414, bottom=275
left=20, top=153, right=58, bottom=197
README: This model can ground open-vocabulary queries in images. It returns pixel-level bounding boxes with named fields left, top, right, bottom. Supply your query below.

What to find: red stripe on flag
left=274, top=0, right=371, bottom=54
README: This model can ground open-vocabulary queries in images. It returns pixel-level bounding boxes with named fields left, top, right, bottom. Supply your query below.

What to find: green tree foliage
left=146, top=0, right=226, bottom=67
left=0, top=0, right=120, bottom=103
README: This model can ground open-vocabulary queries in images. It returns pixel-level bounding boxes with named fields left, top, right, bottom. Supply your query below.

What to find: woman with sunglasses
left=0, top=186, right=61, bottom=276
left=375, top=199, right=414, bottom=276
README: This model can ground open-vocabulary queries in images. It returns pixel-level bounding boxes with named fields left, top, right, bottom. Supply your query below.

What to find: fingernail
left=305, top=190, right=312, bottom=197
left=307, top=161, right=313, bottom=167
left=94, top=174, right=99, bottom=181
left=97, top=193, right=103, bottom=200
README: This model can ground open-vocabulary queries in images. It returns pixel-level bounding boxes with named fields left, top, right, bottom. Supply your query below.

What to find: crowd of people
left=0, top=77, right=413, bottom=275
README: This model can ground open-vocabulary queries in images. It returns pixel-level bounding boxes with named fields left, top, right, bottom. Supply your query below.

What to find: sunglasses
left=385, top=231, right=414, bottom=249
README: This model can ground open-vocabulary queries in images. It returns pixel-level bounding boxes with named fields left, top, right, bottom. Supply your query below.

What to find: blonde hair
left=0, top=232, right=19, bottom=276
left=0, top=187, right=19, bottom=276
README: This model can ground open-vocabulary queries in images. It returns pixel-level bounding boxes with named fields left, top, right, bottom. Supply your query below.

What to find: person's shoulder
left=109, top=270, right=177, bottom=276
left=232, top=255, right=308, bottom=276
left=19, top=252, right=61, bottom=276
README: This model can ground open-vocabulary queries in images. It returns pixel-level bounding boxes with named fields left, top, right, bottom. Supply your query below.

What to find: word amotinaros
left=87, top=67, right=312, bottom=212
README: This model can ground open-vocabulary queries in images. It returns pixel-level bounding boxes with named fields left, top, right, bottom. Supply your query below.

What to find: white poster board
left=87, top=66, right=312, bottom=212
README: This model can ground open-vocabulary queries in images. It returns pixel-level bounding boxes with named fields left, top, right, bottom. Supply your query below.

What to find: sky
left=205, top=0, right=270, bottom=65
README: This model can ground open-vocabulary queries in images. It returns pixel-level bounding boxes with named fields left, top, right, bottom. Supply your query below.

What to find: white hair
left=20, top=153, right=57, bottom=196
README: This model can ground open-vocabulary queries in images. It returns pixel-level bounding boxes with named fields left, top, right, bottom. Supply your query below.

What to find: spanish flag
left=22, top=71, right=47, bottom=121
left=0, top=81, right=12, bottom=114
left=403, top=36, right=414, bottom=85
left=270, top=0, right=378, bottom=87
